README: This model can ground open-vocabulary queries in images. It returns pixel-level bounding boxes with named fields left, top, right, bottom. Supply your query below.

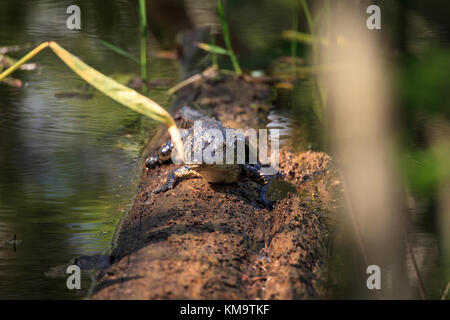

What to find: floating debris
left=0, top=43, right=32, bottom=54
left=4, top=234, right=22, bottom=252
left=54, top=91, right=94, bottom=100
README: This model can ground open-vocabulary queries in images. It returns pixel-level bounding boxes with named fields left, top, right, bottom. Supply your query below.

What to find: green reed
left=139, top=0, right=148, bottom=83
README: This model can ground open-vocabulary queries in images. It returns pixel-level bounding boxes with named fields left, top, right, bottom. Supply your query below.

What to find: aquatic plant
left=210, top=34, right=219, bottom=68
left=197, top=0, right=242, bottom=75
left=98, top=38, right=140, bottom=64
left=0, top=41, right=182, bottom=159
left=281, top=0, right=330, bottom=119
left=94, top=0, right=148, bottom=84
left=291, top=15, right=298, bottom=73
left=217, top=0, right=241, bottom=75
left=139, top=0, right=148, bottom=82
left=300, top=0, right=314, bottom=37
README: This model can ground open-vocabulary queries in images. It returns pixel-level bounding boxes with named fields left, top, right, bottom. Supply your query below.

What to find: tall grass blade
left=99, top=39, right=140, bottom=64
left=139, top=0, right=148, bottom=82
left=49, top=42, right=166, bottom=123
left=291, top=15, right=298, bottom=74
left=197, top=42, right=229, bottom=55
left=217, top=0, right=241, bottom=75
left=210, top=34, right=219, bottom=68
left=282, top=31, right=348, bottom=48
left=300, top=0, right=314, bottom=35
left=282, top=30, right=318, bottom=45
left=0, top=41, right=182, bottom=160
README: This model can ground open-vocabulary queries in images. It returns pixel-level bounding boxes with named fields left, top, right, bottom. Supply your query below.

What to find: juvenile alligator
left=145, top=106, right=278, bottom=208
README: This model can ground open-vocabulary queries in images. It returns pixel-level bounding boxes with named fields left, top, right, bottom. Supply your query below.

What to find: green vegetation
left=197, top=0, right=242, bottom=75
left=291, top=15, right=298, bottom=72
left=94, top=0, right=149, bottom=84
left=139, top=0, right=148, bottom=82
left=98, top=39, right=140, bottom=64
left=280, top=1, right=328, bottom=121
left=0, top=41, right=182, bottom=158
left=397, top=50, right=450, bottom=197
left=300, top=0, right=314, bottom=36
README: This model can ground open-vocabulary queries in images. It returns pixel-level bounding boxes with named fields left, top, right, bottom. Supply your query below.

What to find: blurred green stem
left=300, top=0, right=325, bottom=116
left=139, top=0, right=148, bottom=84
left=291, top=15, right=298, bottom=75
left=211, top=34, right=219, bottom=68
left=300, top=0, right=314, bottom=35
left=218, top=0, right=242, bottom=75
left=300, top=0, right=316, bottom=59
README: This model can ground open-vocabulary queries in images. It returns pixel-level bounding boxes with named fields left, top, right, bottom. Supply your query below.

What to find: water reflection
left=0, top=0, right=175, bottom=299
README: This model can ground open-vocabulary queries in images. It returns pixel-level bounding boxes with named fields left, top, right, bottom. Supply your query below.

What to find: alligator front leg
left=240, top=164, right=281, bottom=210
left=260, top=182, right=274, bottom=210
left=153, top=165, right=202, bottom=194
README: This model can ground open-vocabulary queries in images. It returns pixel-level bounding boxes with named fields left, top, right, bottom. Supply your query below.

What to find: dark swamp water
left=0, top=0, right=178, bottom=298
left=0, top=0, right=449, bottom=299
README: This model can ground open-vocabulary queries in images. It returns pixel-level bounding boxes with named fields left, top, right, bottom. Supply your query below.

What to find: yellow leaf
left=0, top=41, right=183, bottom=159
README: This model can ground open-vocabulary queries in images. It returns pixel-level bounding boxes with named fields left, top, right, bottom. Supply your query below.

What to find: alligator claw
left=259, top=172, right=284, bottom=210
left=152, top=184, right=172, bottom=194
left=151, top=165, right=199, bottom=195
left=260, top=183, right=275, bottom=210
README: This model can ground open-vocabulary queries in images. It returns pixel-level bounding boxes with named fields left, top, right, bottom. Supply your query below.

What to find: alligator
left=145, top=106, right=279, bottom=208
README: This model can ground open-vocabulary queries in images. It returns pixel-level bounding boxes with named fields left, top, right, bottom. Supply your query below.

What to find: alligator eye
left=145, top=156, right=159, bottom=169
